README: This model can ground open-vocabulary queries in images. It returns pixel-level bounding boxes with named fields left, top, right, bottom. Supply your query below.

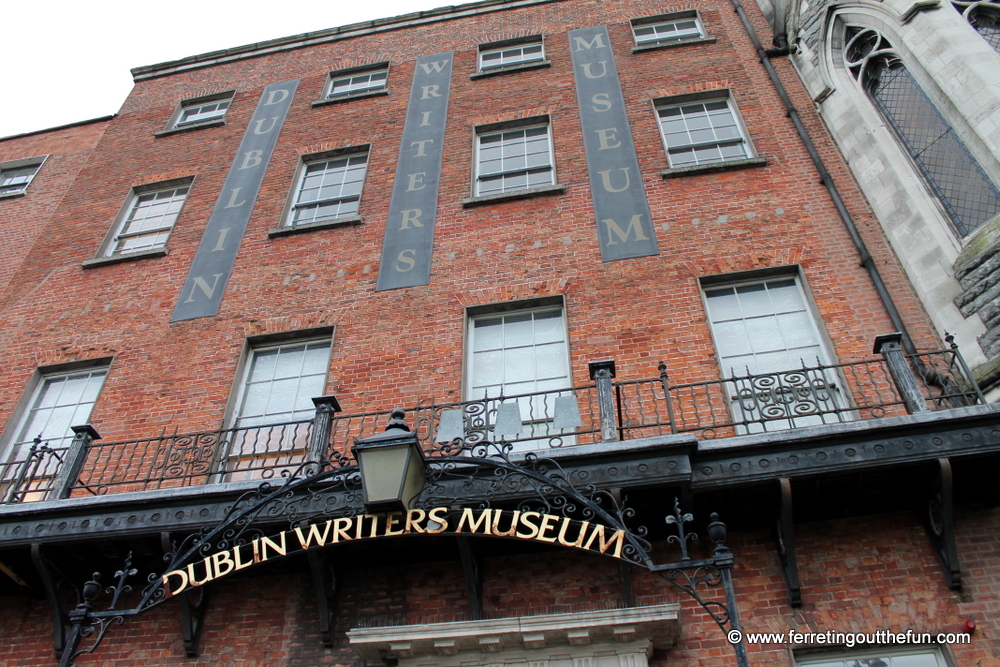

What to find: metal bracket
left=456, top=537, right=483, bottom=620
left=306, top=547, right=338, bottom=647
left=162, top=533, right=209, bottom=656
left=179, top=587, right=209, bottom=656
left=610, top=488, right=635, bottom=607
left=925, top=458, right=962, bottom=590
left=31, top=543, right=68, bottom=657
left=774, top=478, right=801, bottom=607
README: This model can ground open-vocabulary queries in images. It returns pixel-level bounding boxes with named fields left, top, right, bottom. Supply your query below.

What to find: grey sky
left=2, top=1, right=453, bottom=138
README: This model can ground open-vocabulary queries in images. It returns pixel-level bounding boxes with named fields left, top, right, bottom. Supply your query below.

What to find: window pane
left=504, top=347, right=536, bottom=383
left=290, top=153, right=368, bottom=226
left=849, top=27, right=1000, bottom=236
left=0, top=162, right=43, bottom=194
left=480, top=41, right=544, bottom=69
left=12, top=369, right=107, bottom=452
left=658, top=98, right=748, bottom=167
left=177, top=98, right=230, bottom=126
left=468, top=308, right=570, bottom=414
left=707, top=279, right=829, bottom=373
left=476, top=125, right=552, bottom=195
left=713, top=320, right=753, bottom=356
left=235, top=339, right=331, bottom=427
left=503, top=313, right=534, bottom=347
left=472, top=349, right=504, bottom=387
left=473, top=317, right=504, bottom=351
left=109, top=186, right=188, bottom=256
left=535, top=344, right=568, bottom=379
left=330, top=68, right=388, bottom=96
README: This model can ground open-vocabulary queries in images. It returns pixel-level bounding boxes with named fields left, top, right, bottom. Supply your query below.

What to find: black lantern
left=352, top=408, right=426, bottom=512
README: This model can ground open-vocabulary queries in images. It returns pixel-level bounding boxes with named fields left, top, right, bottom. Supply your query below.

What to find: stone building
left=0, top=0, right=998, bottom=666
left=756, top=0, right=1000, bottom=396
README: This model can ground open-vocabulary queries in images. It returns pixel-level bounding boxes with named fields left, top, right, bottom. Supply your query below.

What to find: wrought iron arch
left=53, top=439, right=749, bottom=667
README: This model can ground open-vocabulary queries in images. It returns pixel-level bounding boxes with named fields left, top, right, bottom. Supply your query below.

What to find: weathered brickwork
left=0, top=0, right=938, bottom=442
left=1, top=511, right=998, bottom=666
left=0, top=119, right=109, bottom=305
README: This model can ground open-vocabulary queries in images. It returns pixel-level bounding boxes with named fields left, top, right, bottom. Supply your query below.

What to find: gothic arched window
left=954, top=1, right=1000, bottom=53
left=844, top=26, right=1000, bottom=236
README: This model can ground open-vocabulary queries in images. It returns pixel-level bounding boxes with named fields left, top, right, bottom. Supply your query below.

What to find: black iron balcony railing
left=0, top=437, right=66, bottom=504
left=0, top=336, right=985, bottom=504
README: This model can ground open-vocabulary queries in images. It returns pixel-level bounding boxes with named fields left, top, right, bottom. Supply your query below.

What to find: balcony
left=0, top=335, right=986, bottom=507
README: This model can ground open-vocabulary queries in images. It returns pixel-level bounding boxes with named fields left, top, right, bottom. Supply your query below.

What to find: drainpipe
left=730, top=0, right=918, bottom=355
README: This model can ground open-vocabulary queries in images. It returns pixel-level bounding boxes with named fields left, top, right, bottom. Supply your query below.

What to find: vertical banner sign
left=171, top=80, right=299, bottom=322
left=569, top=27, right=660, bottom=261
left=376, top=52, right=454, bottom=291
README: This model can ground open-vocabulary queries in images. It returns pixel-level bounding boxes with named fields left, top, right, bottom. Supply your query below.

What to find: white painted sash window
left=475, top=124, right=554, bottom=196
left=106, top=184, right=189, bottom=256
left=657, top=98, right=751, bottom=168
left=287, top=152, right=368, bottom=227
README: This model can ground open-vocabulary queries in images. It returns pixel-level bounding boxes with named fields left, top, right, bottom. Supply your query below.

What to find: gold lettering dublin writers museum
left=162, top=507, right=626, bottom=596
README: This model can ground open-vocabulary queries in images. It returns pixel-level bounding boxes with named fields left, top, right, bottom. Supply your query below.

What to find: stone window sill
left=82, top=248, right=168, bottom=269
left=312, top=89, right=389, bottom=107
left=268, top=216, right=363, bottom=237
left=470, top=60, right=552, bottom=80
left=461, top=184, right=565, bottom=208
left=155, top=119, right=226, bottom=137
left=632, top=37, right=716, bottom=54
left=661, top=157, right=767, bottom=179
left=0, top=191, right=26, bottom=200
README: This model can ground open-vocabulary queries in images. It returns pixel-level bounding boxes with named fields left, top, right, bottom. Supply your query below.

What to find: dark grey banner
left=568, top=26, right=659, bottom=261
left=171, top=80, right=299, bottom=322
left=376, top=52, right=454, bottom=291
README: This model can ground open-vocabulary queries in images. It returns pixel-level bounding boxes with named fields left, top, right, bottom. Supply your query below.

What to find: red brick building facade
left=0, top=1, right=997, bottom=666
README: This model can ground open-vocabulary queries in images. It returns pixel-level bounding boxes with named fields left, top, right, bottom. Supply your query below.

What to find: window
left=170, top=93, right=233, bottom=129
left=845, top=25, right=1000, bottom=236
left=103, top=182, right=190, bottom=257
left=225, top=334, right=332, bottom=479
left=475, top=121, right=554, bottom=196
left=632, top=12, right=705, bottom=46
left=796, top=647, right=948, bottom=667
left=465, top=304, right=573, bottom=448
left=2, top=364, right=108, bottom=501
left=703, top=275, right=843, bottom=432
left=284, top=150, right=368, bottom=228
left=327, top=65, right=388, bottom=98
left=479, top=37, right=545, bottom=71
left=657, top=96, right=752, bottom=168
left=958, top=2, right=1000, bottom=54
left=0, top=157, right=45, bottom=196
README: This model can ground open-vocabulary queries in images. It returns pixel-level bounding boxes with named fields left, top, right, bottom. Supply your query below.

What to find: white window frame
left=0, top=155, right=47, bottom=197
left=100, top=179, right=192, bottom=258
left=326, top=64, right=389, bottom=98
left=170, top=92, right=233, bottom=129
left=796, top=646, right=951, bottom=667
left=1, top=362, right=110, bottom=501
left=224, top=332, right=333, bottom=480
left=474, top=119, right=555, bottom=197
left=464, top=301, right=574, bottom=449
left=632, top=12, right=706, bottom=46
left=478, top=36, right=545, bottom=71
left=655, top=93, right=754, bottom=168
left=282, top=148, right=369, bottom=229
left=701, top=272, right=845, bottom=432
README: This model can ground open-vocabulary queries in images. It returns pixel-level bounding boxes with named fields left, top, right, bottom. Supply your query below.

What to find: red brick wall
left=0, top=120, right=109, bottom=306
left=0, top=0, right=938, bottom=444
left=2, top=510, right=997, bottom=665
left=1, top=2, right=990, bottom=665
